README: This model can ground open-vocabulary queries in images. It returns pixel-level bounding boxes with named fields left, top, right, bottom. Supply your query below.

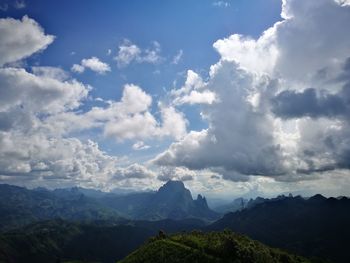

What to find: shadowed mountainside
left=0, top=219, right=205, bottom=263
left=208, top=194, right=350, bottom=263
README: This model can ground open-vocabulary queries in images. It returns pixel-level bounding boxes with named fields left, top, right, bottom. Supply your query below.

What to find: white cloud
left=132, top=141, right=150, bottom=150
left=158, top=166, right=195, bottom=182
left=154, top=62, right=284, bottom=178
left=72, top=57, right=111, bottom=74
left=71, top=64, right=85, bottom=73
left=171, top=70, right=217, bottom=105
left=157, top=104, right=188, bottom=140
left=99, top=85, right=187, bottom=141
left=114, top=39, right=162, bottom=68
left=155, top=0, right=350, bottom=185
left=0, top=16, right=54, bottom=66
left=142, top=41, right=162, bottom=64
left=334, top=0, right=350, bottom=6
left=45, top=83, right=188, bottom=142
left=174, top=90, right=217, bottom=105
left=213, top=28, right=278, bottom=75
left=0, top=67, right=89, bottom=113
left=114, top=164, right=155, bottom=179
left=114, top=40, right=141, bottom=67
left=172, top=49, right=183, bottom=64
left=31, top=66, right=69, bottom=81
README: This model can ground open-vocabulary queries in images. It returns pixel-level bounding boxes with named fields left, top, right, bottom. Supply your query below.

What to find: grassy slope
left=119, top=230, right=311, bottom=263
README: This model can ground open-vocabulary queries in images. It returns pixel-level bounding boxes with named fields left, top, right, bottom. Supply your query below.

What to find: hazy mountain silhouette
left=99, top=180, right=220, bottom=221
left=208, top=194, right=350, bottom=263
left=0, top=181, right=219, bottom=231
left=0, top=219, right=205, bottom=263
left=0, top=184, right=121, bottom=231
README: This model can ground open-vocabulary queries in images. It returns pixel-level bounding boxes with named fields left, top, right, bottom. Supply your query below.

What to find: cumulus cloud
left=45, top=83, right=188, bottom=141
left=155, top=62, right=285, bottom=179
left=0, top=16, right=54, bottom=66
left=98, top=85, right=187, bottom=141
left=114, top=39, right=162, bottom=68
left=0, top=66, right=119, bottom=188
left=114, top=164, right=155, bottom=179
left=171, top=70, right=217, bottom=105
left=71, top=56, right=111, bottom=74
left=0, top=16, right=159, bottom=190
left=157, top=166, right=195, bottom=182
left=0, top=67, right=89, bottom=113
left=155, top=0, right=350, bottom=183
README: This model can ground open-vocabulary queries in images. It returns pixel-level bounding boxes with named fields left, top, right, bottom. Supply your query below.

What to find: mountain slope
left=208, top=195, right=350, bottom=263
left=0, top=184, right=121, bottom=231
left=0, top=181, right=219, bottom=231
left=100, top=180, right=220, bottom=221
left=118, top=230, right=311, bottom=263
left=0, top=219, right=205, bottom=263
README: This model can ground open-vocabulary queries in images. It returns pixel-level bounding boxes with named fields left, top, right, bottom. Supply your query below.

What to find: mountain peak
left=157, top=180, right=191, bottom=199
left=161, top=180, right=185, bottom=189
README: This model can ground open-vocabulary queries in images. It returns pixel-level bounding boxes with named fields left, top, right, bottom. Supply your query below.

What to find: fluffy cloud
left=155, top=62, right=285, bottom=180
left=114, top=39, right=162, bottom=68
left=114, top=164, right=155, bottom=180
left=171, top=70, right=216, bottom=105
left=99, top=85, right=187, bottom=141
left=71, top=56, right=111, bottom=74
left=155, top=0, right=350, bottom=183
left=0, top=67, right=119, bottom=188
left=0, top=67, right=89, bottom=113
left=0, top=17, right=159, bottom=190
left=0, top=16, right=54, bottom=66
left=45, top=84, right=187, bottom=141
left=157, top=166, right=195, bottom=182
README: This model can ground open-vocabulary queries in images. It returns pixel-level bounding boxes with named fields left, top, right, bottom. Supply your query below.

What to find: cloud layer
left=154, top=0, right=350, bottom=183
left=0, top=16, right=54, bottom=66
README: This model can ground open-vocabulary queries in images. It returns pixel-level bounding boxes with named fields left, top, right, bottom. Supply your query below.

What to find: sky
left=0, top=0, right=350, bottom=199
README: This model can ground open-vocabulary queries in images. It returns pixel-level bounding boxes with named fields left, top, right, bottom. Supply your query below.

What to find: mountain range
left=209, top=194, right=350, bottom=263
left=99, top=180, right=219, bottom=221
left=0, top=182, right=349, bottom=262
left=0, top=181, right=219, bottom=231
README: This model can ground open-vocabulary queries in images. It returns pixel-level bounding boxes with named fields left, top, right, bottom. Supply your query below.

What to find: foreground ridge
left=118, top=230, right=312, bottom=263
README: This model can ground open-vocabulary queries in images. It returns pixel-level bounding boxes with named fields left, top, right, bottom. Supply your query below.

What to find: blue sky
left=1, top=0, right=281, bottom=157
left=0, top=0, right=350, bottom=198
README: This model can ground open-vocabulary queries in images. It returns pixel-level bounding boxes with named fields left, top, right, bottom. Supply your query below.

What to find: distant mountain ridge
left=0, top=181, right=219, bottom=231
left=208, top=194, right=350, bottom=263
left=99, top=180, right=220, bottom=221
left=0, top=184, right=122, bottom=231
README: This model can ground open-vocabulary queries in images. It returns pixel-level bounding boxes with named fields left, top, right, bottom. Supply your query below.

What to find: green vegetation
left=118, top=230, right=311, bottom=263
